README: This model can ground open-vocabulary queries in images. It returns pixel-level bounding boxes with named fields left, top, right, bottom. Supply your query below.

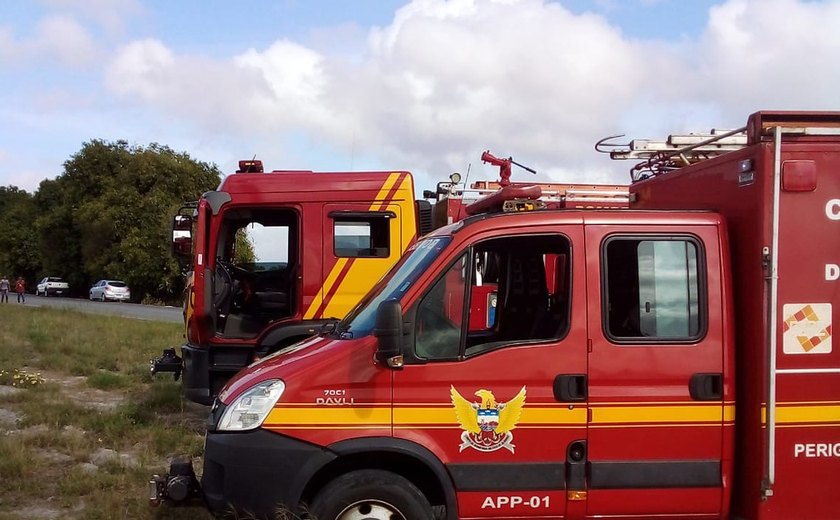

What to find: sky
left=2, top=0, right=840, bottom=194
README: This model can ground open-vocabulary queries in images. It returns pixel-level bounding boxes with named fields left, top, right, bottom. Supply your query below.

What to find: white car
left=89, top=280, right=131, bottom=302
left=36, top=277, right=69, bottom=297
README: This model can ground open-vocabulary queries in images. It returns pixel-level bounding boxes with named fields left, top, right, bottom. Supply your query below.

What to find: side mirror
left=172, top=215, right=193, bottom=258
left=173, top=214, right=193, bottom=231
left=374, top=299, right=404, bottom=368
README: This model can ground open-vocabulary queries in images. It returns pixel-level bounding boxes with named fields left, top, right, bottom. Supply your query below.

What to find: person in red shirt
left=15, top=277, right=25, bottom=304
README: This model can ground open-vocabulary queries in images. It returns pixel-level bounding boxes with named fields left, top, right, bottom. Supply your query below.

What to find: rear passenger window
left=603, top=236, right=703, bottom=342
left=332, top=212, right=392, bottom=258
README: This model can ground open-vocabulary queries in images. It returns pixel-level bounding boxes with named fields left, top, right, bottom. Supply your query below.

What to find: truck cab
left=154, top=161, right=431, bottom=404
left=191, top=202, right=731, bottom=519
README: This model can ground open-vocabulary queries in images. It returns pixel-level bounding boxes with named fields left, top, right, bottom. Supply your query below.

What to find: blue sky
left=2, top=0, right=839, bottom=192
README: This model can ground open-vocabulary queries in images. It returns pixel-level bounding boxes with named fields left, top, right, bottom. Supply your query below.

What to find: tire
left=309, top=469, right=434, bottom=520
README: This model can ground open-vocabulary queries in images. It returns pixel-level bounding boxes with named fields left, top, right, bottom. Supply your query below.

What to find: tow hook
left=149, top=457, right=201, bottom=506
left=150, top=348, right=182, bottom=380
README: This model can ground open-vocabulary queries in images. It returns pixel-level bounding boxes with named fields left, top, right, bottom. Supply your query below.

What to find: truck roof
left=217, top=170, right=414, bottom=196
left=427, top=208, right=724, bottom=237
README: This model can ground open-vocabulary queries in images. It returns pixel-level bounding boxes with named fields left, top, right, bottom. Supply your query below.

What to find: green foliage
left=87, top=371, right=129, bottom=390
left=32, top=140, right=221, bottom=301
left=0, top=186, right=40, bottom=285
left=234, top=228, right=256, bottom=264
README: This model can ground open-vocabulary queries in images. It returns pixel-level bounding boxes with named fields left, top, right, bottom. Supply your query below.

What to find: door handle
left=554, top=374, right=587, bottom=402
left=689, top=373, right=723, bottom=401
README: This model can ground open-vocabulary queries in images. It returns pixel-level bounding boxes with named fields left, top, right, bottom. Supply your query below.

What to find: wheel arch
left=297, top=437, right=457, bottom=520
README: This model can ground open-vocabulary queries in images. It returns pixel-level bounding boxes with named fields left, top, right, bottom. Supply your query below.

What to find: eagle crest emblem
left=450, top=385, right=526, bottom=453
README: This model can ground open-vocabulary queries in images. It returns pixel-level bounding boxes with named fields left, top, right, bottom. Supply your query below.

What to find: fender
left=290, top=437, right=458, bottom=520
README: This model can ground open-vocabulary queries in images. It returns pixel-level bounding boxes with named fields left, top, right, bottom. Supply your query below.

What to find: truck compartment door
left=307, top=204, right=403, bottom=321
left=584, top=226, right=727, bottom=518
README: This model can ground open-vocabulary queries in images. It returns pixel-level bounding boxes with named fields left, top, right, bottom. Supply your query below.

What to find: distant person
left=15, top=277, right=25, bottom=304
left=0, top=276, right=9, bottom=303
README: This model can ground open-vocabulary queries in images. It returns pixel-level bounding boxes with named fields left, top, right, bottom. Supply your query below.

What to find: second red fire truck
left=152, top=161, right=433, bottom=404
left=154, top=110, right=840, bottom=520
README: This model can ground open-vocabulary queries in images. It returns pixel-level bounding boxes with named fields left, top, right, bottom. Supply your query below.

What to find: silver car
left=89, top=280, right=131, bottom=302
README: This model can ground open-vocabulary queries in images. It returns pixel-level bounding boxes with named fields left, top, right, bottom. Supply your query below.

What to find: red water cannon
left=480, top=150, right=536, bottom=186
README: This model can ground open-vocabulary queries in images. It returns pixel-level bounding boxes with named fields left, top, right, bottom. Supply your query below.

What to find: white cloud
left=38, top=0, right=144, bottom=34
left=689, top=0, right=840, bottom=112
left=0, top=15, right=98, bottom=68
left=101, top=0, right=840, bottom=186
left=34, top=15, right=99, bottom=67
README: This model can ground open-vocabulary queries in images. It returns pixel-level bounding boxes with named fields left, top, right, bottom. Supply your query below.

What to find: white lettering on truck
left=825, top=199, right=840, bottom=220
left=481, top=495, right=550, bottom=509
left=826, top=264, right=840, bottom=281
left=794, top=443, right=840, bottom=458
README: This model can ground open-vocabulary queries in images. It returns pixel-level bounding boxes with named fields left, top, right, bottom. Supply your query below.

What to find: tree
left=34, top=140, right=221, bottom=302
left=0, top=186, right=40, bottom=284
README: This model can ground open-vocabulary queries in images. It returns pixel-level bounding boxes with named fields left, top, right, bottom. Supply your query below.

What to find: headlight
left=217, top=379, right=285, bottom=431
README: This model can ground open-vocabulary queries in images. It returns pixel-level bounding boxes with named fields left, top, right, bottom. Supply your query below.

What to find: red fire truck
left=153, top=111, right=840, bottom=520
left=151, top=160, right=432, bottom=404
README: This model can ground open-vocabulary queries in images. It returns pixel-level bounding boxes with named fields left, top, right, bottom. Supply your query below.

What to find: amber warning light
left=237, top=160, right=264, bottom=173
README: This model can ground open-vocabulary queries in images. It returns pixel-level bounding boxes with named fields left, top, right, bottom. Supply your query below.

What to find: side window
left=415, top=254, right=468, bottom=360
left=242, top=223, right=290, bottom=268
left=415, top=234, right=571, bottom=361
left=604, top=236, right=703, bottom=342
left=219, top=209, right=297, bottom=273
left=333, top=213, right=392, bottom=258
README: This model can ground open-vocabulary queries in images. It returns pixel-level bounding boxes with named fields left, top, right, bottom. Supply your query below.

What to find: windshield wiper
left=319, top=319, right=340, bottom=336
left=334, top=320, right=354, bottom=339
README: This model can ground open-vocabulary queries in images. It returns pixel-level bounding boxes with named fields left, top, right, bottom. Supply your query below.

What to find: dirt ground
left=0, top=371, right=208, bottom=520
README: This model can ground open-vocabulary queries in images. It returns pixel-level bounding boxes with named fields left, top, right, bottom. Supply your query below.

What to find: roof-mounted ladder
left=596, top=127, right=748, bottom=182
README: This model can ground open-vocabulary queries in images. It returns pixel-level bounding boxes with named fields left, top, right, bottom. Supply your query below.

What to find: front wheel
left=309, top=469, right=434, bottom=520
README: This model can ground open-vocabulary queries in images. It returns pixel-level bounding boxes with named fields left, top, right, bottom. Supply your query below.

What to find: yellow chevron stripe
left=318, top=174, right=412, bottom=318
left=303, top=257, right=349, bottom=320
left=370, top=173, right=401, bottom=211
left=396, top=175, right=418, bottom=250
left=302, top=173, right=403, bottom=320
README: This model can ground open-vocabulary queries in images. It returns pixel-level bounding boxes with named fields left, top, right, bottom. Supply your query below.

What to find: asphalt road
left=14, top=293, right=183, bottom=323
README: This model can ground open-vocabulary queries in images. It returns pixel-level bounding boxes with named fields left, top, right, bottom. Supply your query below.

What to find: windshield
left=339, top=236, right=451, bottom=337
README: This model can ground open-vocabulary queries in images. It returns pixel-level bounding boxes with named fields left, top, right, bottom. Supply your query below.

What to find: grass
left=0, top=304, right=213, bottom=520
